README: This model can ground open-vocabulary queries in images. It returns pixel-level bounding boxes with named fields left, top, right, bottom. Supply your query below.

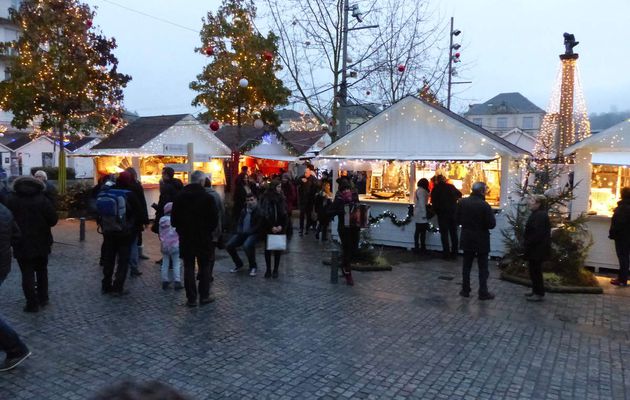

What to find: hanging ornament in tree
left=239, top=78, right=249, bottom=88
left=252, top=111, right=261, bottom=119
left=109, top=116, right=119, bottom=125
left=254, top=119, right=264, bottom=129
left=366, top=90, right=371, bottom=96
left=204, top=46, right=215, bottom=56
left=86, top=19, right=93, bottom=29
left=209, top=120, right=220, bottom=131
left=262, top=51, right=273, bottom=61
left=320, top=123, right=329, bottom=131
left=397, top=64, right=406, bottom=73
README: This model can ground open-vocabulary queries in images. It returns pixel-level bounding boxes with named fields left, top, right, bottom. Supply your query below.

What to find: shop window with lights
left=589, top=164, right=630, bottom=216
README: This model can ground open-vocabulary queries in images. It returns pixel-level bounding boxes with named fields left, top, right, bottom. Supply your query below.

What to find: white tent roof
left=565, top=119, right=630, bottom=154
left=244, top=132, right=298, bottom=162
left=318, top=96, right=528, bottom=161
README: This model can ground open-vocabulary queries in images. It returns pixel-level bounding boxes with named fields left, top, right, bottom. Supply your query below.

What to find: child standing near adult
left=159, top=202, right=182, bottom=290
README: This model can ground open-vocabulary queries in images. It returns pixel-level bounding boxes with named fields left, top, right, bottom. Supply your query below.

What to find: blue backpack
left=96, top=188, right=131, bottom=234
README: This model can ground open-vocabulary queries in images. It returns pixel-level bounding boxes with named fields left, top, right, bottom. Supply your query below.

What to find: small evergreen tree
left=0, top=0, right=131, bottom=193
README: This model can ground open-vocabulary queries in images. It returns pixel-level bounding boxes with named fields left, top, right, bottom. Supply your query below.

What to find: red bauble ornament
left=455, top=52, right=460, bottom=58
left=209, top=120, right=220, bottom=131
left=86, top=19, right=93, bottom=29
left=204, top=47, right=214, bottom=56
left=366, top=90, right=371, bottom=96
left=262, top=51, right=273, bottom=61
left=397, top=64, right=406, bottom=73
left=109, top=116, right=119, bottom=125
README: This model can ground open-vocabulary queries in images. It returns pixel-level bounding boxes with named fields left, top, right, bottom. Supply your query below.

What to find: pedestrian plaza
left=1, top=219, right=629, bottom=399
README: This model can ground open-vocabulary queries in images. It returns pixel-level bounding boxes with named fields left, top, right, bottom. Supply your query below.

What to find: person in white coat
left=414, top=178, right=431, bottom=254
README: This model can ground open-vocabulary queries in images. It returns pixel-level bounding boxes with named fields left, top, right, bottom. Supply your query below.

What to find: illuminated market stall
left=315, top=95, right=528, bottom=255
left=565, top=119, right=630, bottom=270
left=88, top=114, right=231, bottom=217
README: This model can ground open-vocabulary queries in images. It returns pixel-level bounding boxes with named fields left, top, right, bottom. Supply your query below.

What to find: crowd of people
left=2, top=164, right=630, bottom=374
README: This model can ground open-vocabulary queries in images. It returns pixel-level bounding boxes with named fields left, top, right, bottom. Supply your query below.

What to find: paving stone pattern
left=0, top=220, right=629, bottom=399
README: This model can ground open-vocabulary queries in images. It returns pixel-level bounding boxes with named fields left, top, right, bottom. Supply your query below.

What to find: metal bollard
left=79, top=217, right=86, bottom=242
left=330, top=249, right=339, bottom=284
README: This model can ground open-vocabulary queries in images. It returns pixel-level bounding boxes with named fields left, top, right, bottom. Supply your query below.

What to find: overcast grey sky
left=84, top=0, right=630, bottom=117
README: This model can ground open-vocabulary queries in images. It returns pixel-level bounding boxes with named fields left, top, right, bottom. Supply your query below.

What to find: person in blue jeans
left=227, top=193, right=262, bottom=277
left=0, top=202, right=31, bottom=371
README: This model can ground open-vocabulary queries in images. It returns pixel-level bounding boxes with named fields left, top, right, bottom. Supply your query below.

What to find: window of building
left=42, top=152, right=53, bottom=167
left=496, top=117, right=508, bottom=129
left=522, top=116, right=534, bottom=129
left=472, top=118, right=483, bottom=127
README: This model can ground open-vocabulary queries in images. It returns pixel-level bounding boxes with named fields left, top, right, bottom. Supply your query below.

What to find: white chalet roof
left=565, top=119, right=630, bottom=153
left=318, top=96, right=528, bottom=161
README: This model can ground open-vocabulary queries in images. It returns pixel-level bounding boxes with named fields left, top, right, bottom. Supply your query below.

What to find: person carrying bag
left=260, top=180, right=288, bottom=279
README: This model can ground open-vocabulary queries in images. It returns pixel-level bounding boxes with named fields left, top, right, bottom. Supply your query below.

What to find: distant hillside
left=589, top=111, right=630, bottom=131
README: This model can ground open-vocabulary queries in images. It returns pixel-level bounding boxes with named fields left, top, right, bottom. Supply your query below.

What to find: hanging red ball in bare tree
left=397, top=65, right=406, bottom=73
left=109, top=116, right=119, bottom=125
left=209, top=120, right=220, bottom=131
left=204, top=47, right=214, bottom=56
left=262, top=51, right=273, bottom=61
left=366, top=90, right=371, bottom=96
left=86, top=19, right=93, bottom=29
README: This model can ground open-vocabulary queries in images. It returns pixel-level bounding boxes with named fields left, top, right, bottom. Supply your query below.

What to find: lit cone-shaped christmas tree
left=534, top=34, right=591, bottom=162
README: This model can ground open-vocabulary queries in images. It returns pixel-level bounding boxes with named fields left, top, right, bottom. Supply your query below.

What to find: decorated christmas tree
left=0, top=0, right=131, bottom=193
left=190, top=0, right=290, bottom=129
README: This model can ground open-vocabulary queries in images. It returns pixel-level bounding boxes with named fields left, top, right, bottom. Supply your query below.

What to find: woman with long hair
left=327, top=178, right=360, bottom=286
left=413, top=178, right=431, bottom=254
left=259, top=180, right=288, bottom=278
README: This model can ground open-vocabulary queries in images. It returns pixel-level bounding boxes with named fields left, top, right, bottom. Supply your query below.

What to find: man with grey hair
left=171, top=170, right=218, bottom=307
left=456, top=181, right=496, bottom=300
left=33, top=170, right=58, bottom=208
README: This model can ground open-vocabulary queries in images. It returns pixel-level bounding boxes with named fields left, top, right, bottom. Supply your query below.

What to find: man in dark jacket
left=154, top=166, right=184, bottom=226
left=7, top=176, right=58, bottom=312
left=226, top=192, right=263, bottom=277
left=171, top=171, right=218, bottom=307
left=100, top=171, right=144, bottom=297
left=524, top=195, right=551, bottom=301
left=0, top=202, right=31, bottom=371
left=297, top=165, right=318, bottom=236
left=610, top=187, right=630, bottom=287
left=125, top=167, right=150, bottom=273
left=431, top=175, right=462, bottom=259
left=456, top=182, right=496, bottom=300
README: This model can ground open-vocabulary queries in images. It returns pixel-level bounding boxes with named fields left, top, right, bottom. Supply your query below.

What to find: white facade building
left=0, top=0, right=20, bottom=125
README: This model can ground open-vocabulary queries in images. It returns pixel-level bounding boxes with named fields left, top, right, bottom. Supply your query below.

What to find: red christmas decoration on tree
left=204, top=47, right=214, bottom=56
left=209, top=120, right=220, bottom=131
left=109, top=116, right=119, bottom=125
left=86, top=19, right=92, bottom=29
left=262, top=51, right=273, bottom=61
left=397, top=64, right=405, bottom=73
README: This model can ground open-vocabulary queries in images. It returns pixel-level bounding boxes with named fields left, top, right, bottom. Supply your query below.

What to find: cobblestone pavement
left=1, top=219, right=630, bottom=399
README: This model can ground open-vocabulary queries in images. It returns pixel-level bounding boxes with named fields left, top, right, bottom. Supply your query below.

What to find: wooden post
left=187, top=143, right=194, bottom=181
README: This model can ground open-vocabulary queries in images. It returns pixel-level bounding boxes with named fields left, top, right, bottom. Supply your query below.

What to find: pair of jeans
left=226, top=233, right=258, bottom=269
left=0, top=280, right=28, bottom=358
left=128, top=235, right=139, bottom=274
left=615, top=239, right=630, bottom=283
left=299, top=205, right=314, bottom=232
left=101, top=233, right=133, bottom=292
left=182, top=244, right=214, bottom=302
left=462, top=251, right=489, bottom=295
left=17, top=256, right=49, bottom=307
left=437, top=214, right=458, bottom=255
left=414, top=223, right=429, bottom=251
left=528, top=259, right=545, bottom=296
left=161, top=250, right=181, bottom=283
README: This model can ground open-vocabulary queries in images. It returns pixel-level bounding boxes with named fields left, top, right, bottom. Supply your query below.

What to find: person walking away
left=226, top=193, right=262, bottom=276
left=7, top=176, right=58, bottom=312
left=524, top=194, right=551, bottom=301
left=431, top=175, right=462, bottom=259
left=609, top=187, right=630, bottom=287
left=297, top=165, right=317, bottom=236
left=456, top=182, right=496, bottom=300
left=97, top=171, right=144, bottom=297
left=33, top=170, right=58, bottom=209
left=413, top=178, right=431, bottom=254
left=314, top=180, right=332, bottom=241
left=204, top=174, right=224, bottom=281
left=125, top=167, right=150, bottom=262
left=159, top=202, right=182, bottom=290
left=0, top=202, right=31, bottom=371
left=281, top=173, right=296, bottom=239
left=260, top=180, right=287, bottom=278
left=171, top=171, right=218, bottom=307
left=327, top=178, right=360, bottom=286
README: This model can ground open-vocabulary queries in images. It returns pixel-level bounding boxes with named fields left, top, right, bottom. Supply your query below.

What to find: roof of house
left=64, top=137, right=98, bottom=152
left=92, top=114, right=189, bottom=149
left=276, top=109, right=303, bottom=120
left=345, top=101, right=380, bottom=119
left=213, top=125, right=267, bottom=150
left=465, top=92, right=545, bottom=116
left=0, top=132, right=33, bottom=151
left=281, top=130, right=327, bottom=154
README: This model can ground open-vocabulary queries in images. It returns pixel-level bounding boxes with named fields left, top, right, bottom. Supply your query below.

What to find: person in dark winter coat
left=204, top=175, right=225, bottom=280
left=0, top=203, right=31, bottom=371
left=609, top=187, right=630, bottom=287
left=227, top=193, right=263, bottom=276
left=232, top=172, right=256, bottom=231
left=281, top=173, right=297, bottom=238
left=7, top=176, right=58, bottom=312
left=259, top=180, right=288, bottom=278
left=154, top=167, right=184, bottom=226
left=314, top=180, right=332, bottom=241
left=125, top=168, right=149, bottom=276
left=297, top=166, right=318, bottom=235
left=171, top=171, right=218, bottom=307
left=34, top=170, right=58, bottom=209
left=431, top=175, right=462, bottom=259
left=523, top=195, right=552, bottom=301
left=456, top=182, right=496, bottom=300
left=327, top=178, right=360, bottom=286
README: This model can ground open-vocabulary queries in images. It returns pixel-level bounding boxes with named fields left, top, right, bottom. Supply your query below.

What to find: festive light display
left=190, top=0, right=290, bottom=128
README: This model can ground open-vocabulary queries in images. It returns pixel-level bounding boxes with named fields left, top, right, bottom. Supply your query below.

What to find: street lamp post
left=230, top=77, right=249, bottom=192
